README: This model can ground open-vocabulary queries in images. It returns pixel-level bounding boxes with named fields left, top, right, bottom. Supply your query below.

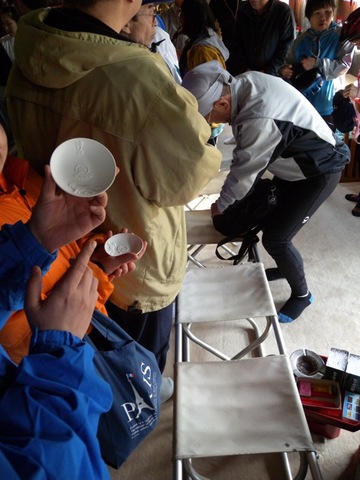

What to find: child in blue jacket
left=279, top=0, right=354, bottom=130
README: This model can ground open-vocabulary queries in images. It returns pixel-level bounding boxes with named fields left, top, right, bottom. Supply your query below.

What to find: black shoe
left=352, top=204, right=360, bottom=217
left=345, top=193, right=360, bottom=203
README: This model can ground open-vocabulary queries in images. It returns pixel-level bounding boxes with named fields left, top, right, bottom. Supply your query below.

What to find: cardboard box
left=301, top=356, right=360, bottom=437
left=323, top=347, right=349, bottom=388
left=342, top=392, right=360, bottom=421
left=343, top=354, right=360, bottom=394
left=297, top=378, right=341, bottom=410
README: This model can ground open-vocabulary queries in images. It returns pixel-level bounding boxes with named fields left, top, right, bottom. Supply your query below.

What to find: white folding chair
left=173, top=263, right=323, bottom=480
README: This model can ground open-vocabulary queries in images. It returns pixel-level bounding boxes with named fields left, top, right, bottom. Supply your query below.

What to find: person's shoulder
left=160, top=5, right=175, bottom=21
left=117, top=49, right=182, bottom=92
left=154, top=26, right=170, bottom=41
left=272, top=0, right=293, bottom=13
left=114, top=41, right=164, bottom=70
left=324, top=23, right=341, bottom=37
left=238, top=1, right=249, bottom=12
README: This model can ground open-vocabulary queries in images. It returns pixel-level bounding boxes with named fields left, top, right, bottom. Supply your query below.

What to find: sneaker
left=345, top=193, right=360, bottom=203
left=160, top=377, right=174, bottom=404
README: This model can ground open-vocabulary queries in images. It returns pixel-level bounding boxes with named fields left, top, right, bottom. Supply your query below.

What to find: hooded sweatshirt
left=6, top=8, right=221, bottom=313
left=179, top=27, right=230, bottom=76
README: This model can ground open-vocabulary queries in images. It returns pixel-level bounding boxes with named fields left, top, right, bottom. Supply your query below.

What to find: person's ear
left=213, top=95, right=231, bottom=114
left=121, top=22, right=132, bottom=35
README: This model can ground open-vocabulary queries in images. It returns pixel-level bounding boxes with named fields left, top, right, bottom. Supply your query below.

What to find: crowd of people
left=0, top=0, right=360, bottom=476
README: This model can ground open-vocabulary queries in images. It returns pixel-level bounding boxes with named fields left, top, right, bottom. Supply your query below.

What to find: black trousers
left=262, top=171, right=342, bottom=296
left=105, top=301, right=173, bottom=374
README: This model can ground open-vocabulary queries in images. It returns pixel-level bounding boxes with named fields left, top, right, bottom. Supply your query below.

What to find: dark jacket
left=209, top=0, right=240, bottom=74
left=231, top=0, right=296, bottom=76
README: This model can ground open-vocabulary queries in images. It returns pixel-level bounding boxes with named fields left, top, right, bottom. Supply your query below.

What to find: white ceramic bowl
left=50, top=138, right=116, bottom=197
left=104, top=233, right=144, bottom=257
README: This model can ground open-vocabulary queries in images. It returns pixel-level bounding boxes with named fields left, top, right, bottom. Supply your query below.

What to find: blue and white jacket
left=216, top=71, right=350, bottom=212
left=283, top=22, right=354, bottom=116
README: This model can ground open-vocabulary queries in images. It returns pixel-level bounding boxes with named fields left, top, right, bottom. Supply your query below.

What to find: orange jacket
left=0, top=156, right=114, bottom=363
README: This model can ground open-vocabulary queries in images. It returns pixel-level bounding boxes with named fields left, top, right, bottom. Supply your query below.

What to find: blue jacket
left=284, top=22, right=354, bottom=116
left=0, top=221, right=56, bottom=326
left=0, top=330, right=112, bottom=479
left=0, top=221, right=112, bottom=479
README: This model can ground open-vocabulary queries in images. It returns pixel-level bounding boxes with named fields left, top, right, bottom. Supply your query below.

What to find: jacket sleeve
left=134, top=72, right=222, bottom=208
left=283, top=37, right=298, bottom=66
left=0, top=221, right=57, bottom=328
left=266, top=7, right=296, bottom=75
left=217, top=117, right=282, bottom=212
left=315, top=39, right=355, bottom=80
left=0, top=329, right=112, bottom=480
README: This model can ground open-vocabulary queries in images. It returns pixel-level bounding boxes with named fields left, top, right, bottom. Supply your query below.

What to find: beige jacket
left=6, top=9, right=221, bottom=312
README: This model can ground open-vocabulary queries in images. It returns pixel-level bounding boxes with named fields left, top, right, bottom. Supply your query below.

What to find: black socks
left=278, top=292, right=314, bottom=323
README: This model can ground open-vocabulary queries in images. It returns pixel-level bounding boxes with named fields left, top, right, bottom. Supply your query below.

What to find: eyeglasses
left=136, top=7, right=157, bottom=21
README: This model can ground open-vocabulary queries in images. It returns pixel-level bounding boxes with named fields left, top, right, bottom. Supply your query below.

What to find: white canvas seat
left=173, top=263, right=323, bottom=480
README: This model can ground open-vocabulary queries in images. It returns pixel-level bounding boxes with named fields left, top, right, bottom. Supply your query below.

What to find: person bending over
left=182, top=61, right=350, bottom=323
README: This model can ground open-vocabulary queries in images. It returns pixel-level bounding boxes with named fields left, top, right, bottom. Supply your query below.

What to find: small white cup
left=104, top=233, right=144, bottom=256
left=50, top=138, right=116, bottom=197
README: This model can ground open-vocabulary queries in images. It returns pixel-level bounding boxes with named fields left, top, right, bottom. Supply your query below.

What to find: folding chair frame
left=173, top=264, right=323, bottom=480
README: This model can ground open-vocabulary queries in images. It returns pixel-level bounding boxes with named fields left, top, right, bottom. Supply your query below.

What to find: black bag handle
left=215, top=228, right=261, bottom=265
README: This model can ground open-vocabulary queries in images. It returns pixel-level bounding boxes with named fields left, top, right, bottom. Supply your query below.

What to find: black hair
left=181, top=0, right=218, bottom=40
left=0, top=5, right=20, bottom=22
left=305, top=0, right=336, bottom=19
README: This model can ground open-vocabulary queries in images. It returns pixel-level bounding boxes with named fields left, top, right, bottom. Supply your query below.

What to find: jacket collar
left=0, top=156, right=29, bottom=193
